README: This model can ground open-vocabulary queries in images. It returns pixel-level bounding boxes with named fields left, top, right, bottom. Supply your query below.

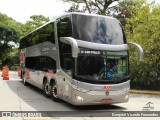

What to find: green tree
left=112, top=0, right=146, bottom=25
left=0, top=13, right=21, bottom=67
left=124, top=0, right=160, bottom=90
left=23, top=15, right=50, bottom=35
left=26, top=15, right=50, bottom=28
left=63, top=0, right=120, bottom=15
left=0, top=13, right=50, bottom=69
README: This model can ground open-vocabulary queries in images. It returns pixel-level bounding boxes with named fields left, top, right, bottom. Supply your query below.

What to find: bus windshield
left=74, top=48, right=128, bottom=82
left=72, top=14, right=126, bottom=44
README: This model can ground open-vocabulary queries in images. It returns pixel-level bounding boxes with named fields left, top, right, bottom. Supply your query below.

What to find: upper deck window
left=19, top=22, right=55, bottom=49
left=72, top=14, right=126, bottom=44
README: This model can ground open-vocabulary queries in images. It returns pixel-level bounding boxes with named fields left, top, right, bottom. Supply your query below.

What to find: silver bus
left=19, top=13, right=143, bottom=105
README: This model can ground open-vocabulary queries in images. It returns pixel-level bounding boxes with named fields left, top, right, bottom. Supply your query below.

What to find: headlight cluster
left=75, top=95, right=84, bottom=101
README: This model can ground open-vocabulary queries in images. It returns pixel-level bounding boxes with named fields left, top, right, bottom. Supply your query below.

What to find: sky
left=0, top=0, right=71, bottom=23
left=0, top=0, right=160, bottom=23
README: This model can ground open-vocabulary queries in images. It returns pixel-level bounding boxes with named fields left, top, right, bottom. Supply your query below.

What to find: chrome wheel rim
left=52, top=85, right=58, bottom=98
left=44, top=83, right=50, bottom=94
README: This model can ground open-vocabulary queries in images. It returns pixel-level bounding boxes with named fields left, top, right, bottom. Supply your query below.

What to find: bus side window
left=25, top=57, right=38, bottom=70
left=39, top=56, right=56, bottom=73
left=57, top=16, right=72, bottom=38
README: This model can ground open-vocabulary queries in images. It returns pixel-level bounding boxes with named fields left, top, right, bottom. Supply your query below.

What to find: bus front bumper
left=69, top=81, right=130, bottom=105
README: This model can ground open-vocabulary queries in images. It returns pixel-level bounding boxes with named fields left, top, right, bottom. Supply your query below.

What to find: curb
left=130, top=90, right=160, bottom=95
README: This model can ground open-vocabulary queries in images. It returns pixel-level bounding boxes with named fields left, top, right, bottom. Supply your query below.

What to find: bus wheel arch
left=43, top=77, right=51, bottom=98
left=50, top=79, right=60, bottom=102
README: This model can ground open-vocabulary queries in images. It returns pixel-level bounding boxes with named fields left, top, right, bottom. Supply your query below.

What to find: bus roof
left=20, top=13, right=119, bottom=42
left=54, top=12, right=116, bottom=21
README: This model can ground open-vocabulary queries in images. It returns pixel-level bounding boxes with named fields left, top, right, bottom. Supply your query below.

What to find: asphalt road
left=0, top=71, right=160, bottom=119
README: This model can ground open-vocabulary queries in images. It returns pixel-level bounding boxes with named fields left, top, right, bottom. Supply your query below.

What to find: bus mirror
left=128, top=42, right=143, bottom=61
left=60, top=37, right=78, bottom=58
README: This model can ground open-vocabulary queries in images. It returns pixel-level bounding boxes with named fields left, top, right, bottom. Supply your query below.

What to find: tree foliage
left=22, top=15, right=50, bottom=36
left=124, top=0, right=160, bottom=90
left=0, top=12, right=22, bottom=66
left=111, top=0, right=145, bottom=25
left=26, top=15, right=50, bottom=28
left=63, top=0, right=120, bottom=15
left=0, top=13, right=50, bottom=68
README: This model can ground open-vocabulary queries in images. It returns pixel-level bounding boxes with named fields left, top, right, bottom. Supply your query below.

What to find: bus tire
left=43, top=80, right=51, bottom=98
left=51, top=82, right=60, bottom=102
left=22, top=74, right=28, bottom=86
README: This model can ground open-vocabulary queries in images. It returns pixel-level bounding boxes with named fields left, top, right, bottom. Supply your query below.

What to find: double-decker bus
left=19, top=13, right=143, bottom=105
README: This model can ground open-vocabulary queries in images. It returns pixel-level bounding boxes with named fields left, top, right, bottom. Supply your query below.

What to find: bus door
left=58, top=68, right=72, bottom=99
left=62, top=56, right=73, bottom=99
left=56, top=70, right=70, bottom=100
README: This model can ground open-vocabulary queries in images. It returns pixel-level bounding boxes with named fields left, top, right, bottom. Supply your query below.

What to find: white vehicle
left=19, top=13, right=143, bottom=105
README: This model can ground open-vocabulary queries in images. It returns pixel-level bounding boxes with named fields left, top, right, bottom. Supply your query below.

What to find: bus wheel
left=43, top=81, right=51, bottom=98
left=51, top=82, right=59, bottom=102
left=22, top=75, right=28, bottom=86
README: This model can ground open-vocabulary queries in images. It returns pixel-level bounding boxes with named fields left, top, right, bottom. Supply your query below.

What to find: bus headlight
left=75, top=95, right=84, bottom=101
left=125, top=94, right=129, bottom=100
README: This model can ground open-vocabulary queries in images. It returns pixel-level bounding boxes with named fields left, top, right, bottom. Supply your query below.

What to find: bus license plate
left=101, top=98, right=112, bottom=104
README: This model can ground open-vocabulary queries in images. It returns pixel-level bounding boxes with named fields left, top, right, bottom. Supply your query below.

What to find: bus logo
left=105, top=91, right=109, bottom=96
left=104, top=86, right=112, bottom=90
